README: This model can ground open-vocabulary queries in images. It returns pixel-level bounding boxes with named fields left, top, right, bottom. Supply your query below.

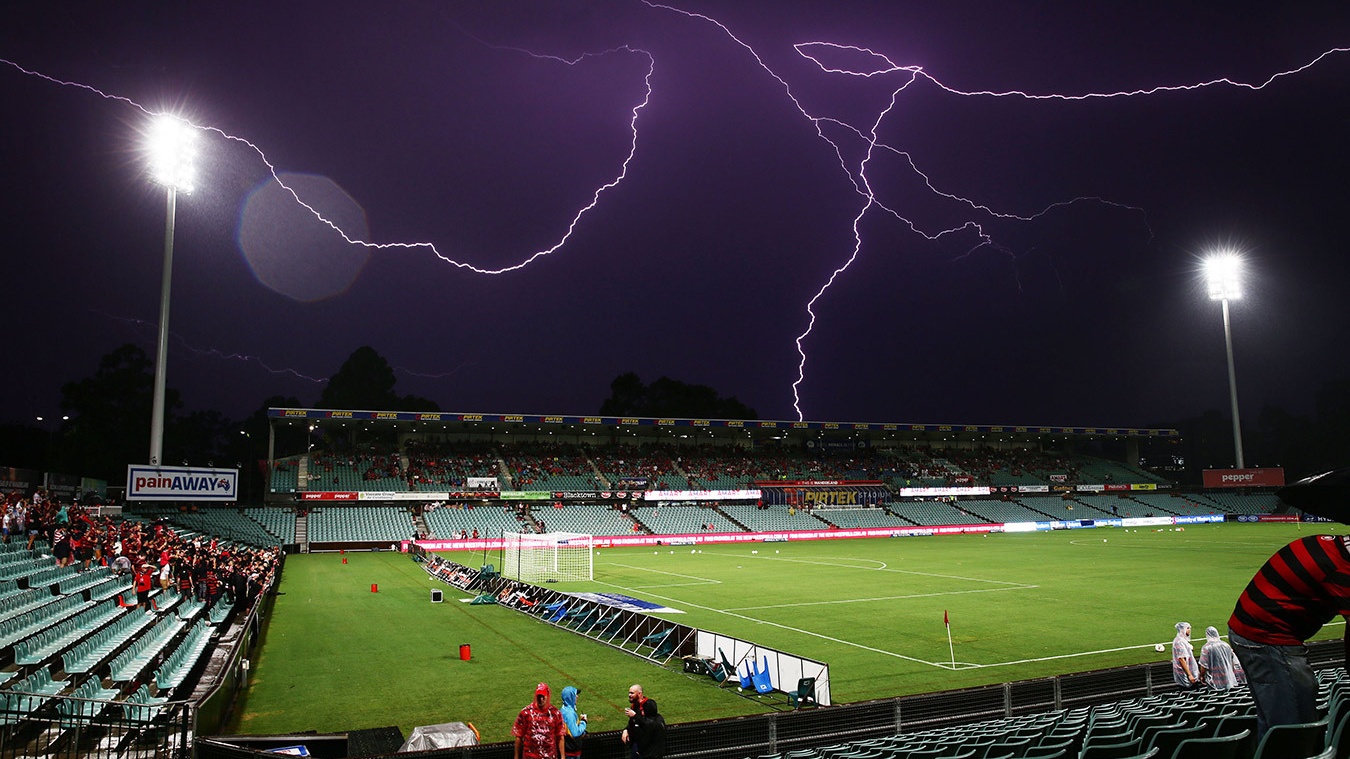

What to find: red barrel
left=459, top=644, right=471, bottom=661
left=370, top=583, right=378, bottom=593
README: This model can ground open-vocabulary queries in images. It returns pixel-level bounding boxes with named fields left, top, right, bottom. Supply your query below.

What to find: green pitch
left=229, top=522, right=1346, bottom=743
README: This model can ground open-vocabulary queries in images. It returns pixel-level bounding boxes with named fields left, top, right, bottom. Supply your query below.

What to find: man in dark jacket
left=633, top=699, right=666, bottom=759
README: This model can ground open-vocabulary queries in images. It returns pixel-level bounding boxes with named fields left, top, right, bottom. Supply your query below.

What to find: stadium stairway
left=1013, top=499, right=1068, bottom=521
left=880, top=505, right=921, bottom=526
left=295, top=512, right=308, bottom=552
left=1120, top=495, right=1181, bottom=517
left=588, top=458, right=610, bottom=489
left=803, top=511, right=838, bottom=529
left=1072, top=498, right=1123, bottom=519
left=626, top=512, right=654, bottom=535
left=712, top=506, right=751, bottom=532
left=670, top=460, right=694, bottom=488
left=494, top=451, right=515, bottom=490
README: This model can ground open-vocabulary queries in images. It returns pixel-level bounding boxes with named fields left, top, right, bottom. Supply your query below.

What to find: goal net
left=501, top=532, right=594, bottom=582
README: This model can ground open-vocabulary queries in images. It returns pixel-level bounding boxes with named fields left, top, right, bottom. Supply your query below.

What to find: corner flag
left=944, top=610, right=955, bottom=670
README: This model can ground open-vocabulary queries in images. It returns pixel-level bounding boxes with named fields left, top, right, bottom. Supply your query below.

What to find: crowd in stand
left=500, top=443, right=601, bottom=488
left=2, top=489, right=281, bottom=611
left=309, top=448, right=404, bottom=483
left=404, top=439, right=500, bottom=489
left=589, top=443, right=681, bottom=485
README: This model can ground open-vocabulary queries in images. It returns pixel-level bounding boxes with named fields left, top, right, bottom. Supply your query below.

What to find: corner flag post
left=945, top=610, right=956, bottom=670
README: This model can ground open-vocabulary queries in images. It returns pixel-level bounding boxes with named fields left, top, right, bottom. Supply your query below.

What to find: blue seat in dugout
left=737, top=660, right=755, bottom=690
left=752, top=656, right=774, bottom=694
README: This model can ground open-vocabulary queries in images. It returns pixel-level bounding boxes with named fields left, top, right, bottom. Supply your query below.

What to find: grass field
left=228, top=522, right=1349, bottom=743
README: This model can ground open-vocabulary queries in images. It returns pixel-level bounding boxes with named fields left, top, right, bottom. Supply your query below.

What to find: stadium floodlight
left=145, top=114, right=198, bottom=467
left=1203, top=254, right=1242, bottom=301
left=1203, top=252, right=1244, bottom=469
left=502, top=532, right=594, bottom=582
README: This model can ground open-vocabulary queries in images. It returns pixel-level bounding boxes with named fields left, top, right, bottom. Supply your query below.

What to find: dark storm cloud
left=2, top=1, right=1348, bottom=428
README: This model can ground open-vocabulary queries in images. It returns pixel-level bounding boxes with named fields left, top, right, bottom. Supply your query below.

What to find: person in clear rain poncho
left=1198, top=626, right=1245, bottom=690
left=1172, top=622, right=1200, bottom=688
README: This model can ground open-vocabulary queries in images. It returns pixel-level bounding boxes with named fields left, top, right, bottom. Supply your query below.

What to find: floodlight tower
left=1203, top=253, right=1244, bottom=469
left=145, top=115, right=197, bottom=467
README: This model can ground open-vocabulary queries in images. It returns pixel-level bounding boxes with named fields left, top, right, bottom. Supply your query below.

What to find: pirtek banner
left=1202, top=468, right=1286, bottom=489
left=127, top=465, right=238, bottom=502
left=801, top=490, right=859, bottom=506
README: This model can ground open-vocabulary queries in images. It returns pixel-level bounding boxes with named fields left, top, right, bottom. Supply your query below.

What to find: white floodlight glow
left=1203, top=254, right=1242, bottom=301
left=147, top=114, right=197, bottom=193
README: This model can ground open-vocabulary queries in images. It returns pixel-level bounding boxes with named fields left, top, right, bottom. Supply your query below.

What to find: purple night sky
left=3, top=2, right=1349, bottom=428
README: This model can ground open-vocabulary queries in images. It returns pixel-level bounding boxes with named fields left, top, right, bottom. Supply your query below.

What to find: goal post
left=501, top=532, right=594, bottom=582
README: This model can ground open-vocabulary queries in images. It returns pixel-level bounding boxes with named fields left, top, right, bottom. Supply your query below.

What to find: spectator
left=111, top=554, right=133, bottom=576
left=52, top=526, right=71, bottom=567
left=1171, top=622, right=1198, bottom=689
left=1229, top=534, right=1350, bottom=737
left=134, top=564, right=156, bottom=613
left=634, top=699, right=666, bottom=759
left=559, top=686, right=587, bottom=759
left=513, top=683, right=566, bottom=759
left=1198, top=626, right=1244, bottom=691
left=621, top=684, right=647, bottom=759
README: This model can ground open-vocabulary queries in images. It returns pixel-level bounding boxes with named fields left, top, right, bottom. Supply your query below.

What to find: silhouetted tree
left=57, top=344, right=178, bottom=482
left=599, top=373, right=757, bottom=419
left=316, top=347, right=441, bottom=413
left=318, top=346, right=399, bottom=410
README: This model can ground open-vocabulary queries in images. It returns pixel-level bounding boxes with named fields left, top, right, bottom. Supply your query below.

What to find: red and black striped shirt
left=1229, top=534, right=1350, bottom=645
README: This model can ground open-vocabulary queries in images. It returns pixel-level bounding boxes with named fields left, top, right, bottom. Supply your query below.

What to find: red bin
left=459, top=644, right=471, bottom=661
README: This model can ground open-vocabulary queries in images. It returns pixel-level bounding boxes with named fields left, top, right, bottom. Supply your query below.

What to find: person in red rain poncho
left=513, top=683, right=566, bottom=759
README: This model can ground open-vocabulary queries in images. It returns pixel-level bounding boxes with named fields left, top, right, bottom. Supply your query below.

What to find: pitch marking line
left=726, top=585, right=1034, bottom=612
left=711, top=551, right=1034, bottom=588
left=605, top=563, right=721, bottom=586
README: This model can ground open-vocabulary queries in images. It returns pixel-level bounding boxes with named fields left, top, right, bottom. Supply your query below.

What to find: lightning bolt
left=639, top=1, right=1348, bottom=420
left=98, top=311, right=328, bottom=383
left=393, top=363, right=480, bottom=381
left=101, top=310, right=476, bottom=386
left=0, top=43, right=653, bottom=276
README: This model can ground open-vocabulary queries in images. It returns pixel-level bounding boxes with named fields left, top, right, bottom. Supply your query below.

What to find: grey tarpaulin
left=399, top=722, right=479, bottom=752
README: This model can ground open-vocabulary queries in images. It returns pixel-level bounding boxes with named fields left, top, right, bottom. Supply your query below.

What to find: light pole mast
left=145, top=115, right=197, bottom=466
left=1204, top=254, right=1244, bottom=469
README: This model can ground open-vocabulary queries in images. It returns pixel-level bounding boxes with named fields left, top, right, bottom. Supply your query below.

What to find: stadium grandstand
left=0, top=406, right=1327, bottom=759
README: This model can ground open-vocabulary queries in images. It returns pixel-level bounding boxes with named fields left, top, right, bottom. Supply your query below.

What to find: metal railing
left=0, top=690, right=193, bottom=759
